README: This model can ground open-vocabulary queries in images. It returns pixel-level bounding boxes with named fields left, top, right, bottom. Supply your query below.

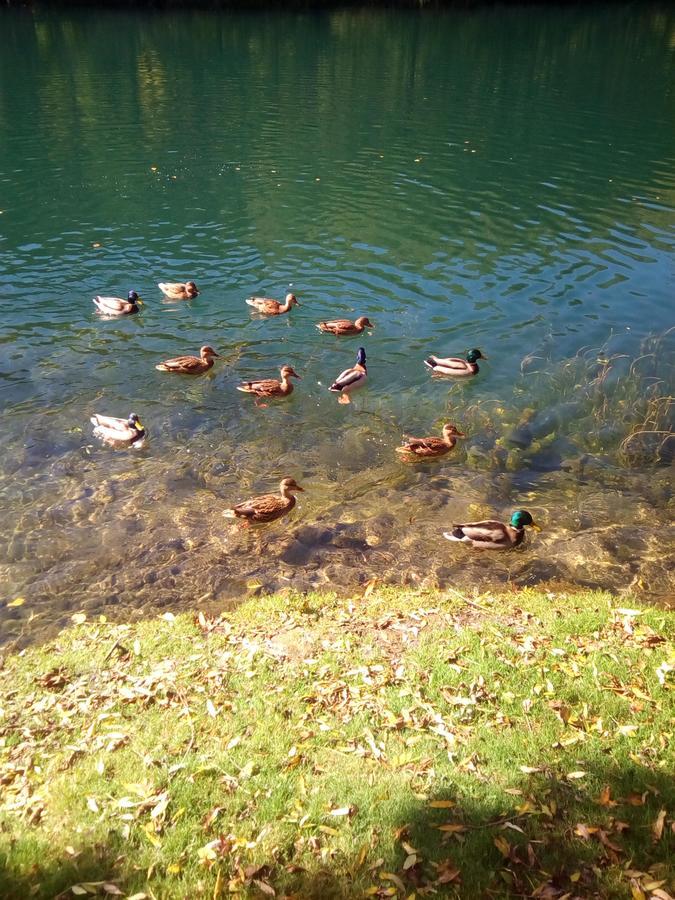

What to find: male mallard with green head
left=443, top=510, right=541, bottom=549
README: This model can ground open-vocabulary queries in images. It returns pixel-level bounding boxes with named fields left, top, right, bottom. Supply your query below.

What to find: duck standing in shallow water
left=316, top=316, right=374, bottom=336
left=92, top=291, right=142, bottom=316
left=425, top=348, right=485, bottom=377
left=158, top=281, right=200, bottom=300
left=329, top=347, right=367, bottom=404
left=246, top=293, right=299, bottom=316
left=236, top=365, right=300, bottom=405
left=90, top=413, right=146, bottom=448
left=155, top=345, right=220, bottom=374
left=223, top=477, right=305, bottom=525
left=396, top=423, right=466, bottom=460
left=443, top=509, right=541, bottom=549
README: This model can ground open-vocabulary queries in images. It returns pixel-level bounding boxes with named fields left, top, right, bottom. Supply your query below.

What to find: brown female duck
left=246, top=293, right=299, bottom=316
left=158, top=281, right=200, bottom=300
left=155, top=345, right=220, bottom=374
left=223, top=477, right=305, bottom=524
left=316, top=316, right=374, bottom=336
left=396, top=423, right=466, bottom=459
left=236, top=365, right=300, bottom=404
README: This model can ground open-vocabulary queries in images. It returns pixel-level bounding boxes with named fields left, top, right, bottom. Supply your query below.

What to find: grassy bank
left=1, top=588, right=673, bottom=899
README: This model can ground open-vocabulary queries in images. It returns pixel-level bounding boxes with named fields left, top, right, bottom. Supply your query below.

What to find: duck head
left=466, top=348, right=485, bottom=363
left=280, top=365, right=300, bottom=380
left=442, top=423, right=466, bottom=438
left=355, top=317, right=374, bottom=328
left=186, top=281, right=199, bottom=295
left=200, top=345, right=220, bottom=359
left=128, top=290, right=142, bottom=305
left=127, top=413, right=145, bottom=432
left=510, top=510, right=541, bottom=531
left=356, top=347, right=367, bottom=366
left=286, top=293, right=300, bottom=307
left=280, top=477, right=305, bottom=494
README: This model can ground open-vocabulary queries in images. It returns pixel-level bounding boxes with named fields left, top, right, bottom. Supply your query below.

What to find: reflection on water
left=0, top=5, right=673, bottom=646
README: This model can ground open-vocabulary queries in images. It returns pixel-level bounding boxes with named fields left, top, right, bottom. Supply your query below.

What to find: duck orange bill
left=530, top=522, right=542, bottom=532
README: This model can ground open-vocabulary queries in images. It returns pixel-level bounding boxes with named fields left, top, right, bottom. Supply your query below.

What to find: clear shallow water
left=0, top=5, right=674, bottom=646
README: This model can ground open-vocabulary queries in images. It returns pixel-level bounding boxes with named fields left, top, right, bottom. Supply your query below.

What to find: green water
left=1, top=5, right=674, bottom=645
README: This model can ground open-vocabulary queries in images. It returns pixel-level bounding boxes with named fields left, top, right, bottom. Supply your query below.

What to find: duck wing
left=404, top=436, right=447, bottom=456
left=93, top=296, right=133, bottom=314
left=90, top=414, right=128, bottom=433
left=237, top=377, right=282, bottom=395
left=246, top=297, right=279, bottom=313
left=156, top=355, right=203, bottom=372
left=318, top=319, right=355, bottom=334
left=425, top=355, right=467, bottom=372
left=449, top=520, right=512, bottom=546
left=233, top=493, right=293, bottom=521
left=330, top=366, right=365, bottom=391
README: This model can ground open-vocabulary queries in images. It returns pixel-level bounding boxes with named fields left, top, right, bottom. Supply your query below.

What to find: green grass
left=0, top=588, right=673, bottom=898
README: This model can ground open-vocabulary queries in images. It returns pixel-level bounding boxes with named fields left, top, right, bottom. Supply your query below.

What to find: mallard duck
left=236, top=365, right=300, bottom=404
left=155, top=345, right=220, bottom=374
left=316, top=316, right=374, bottom=336
left=443, top=510, right=541, bottom=550
left=158, top=281, right=200, bottom=300
left=396, top=423, right=466, bottom=459
left=223, top=476, right=305, bottom=524
left=246, top=293, right=299, bottom=316
left=425, top=348, right=486, bottom=377
left=93, top=291, right=142, bottom=316
left=329, top=347, right=367, bottom=404
left=90, top=413, right=146, bottom=447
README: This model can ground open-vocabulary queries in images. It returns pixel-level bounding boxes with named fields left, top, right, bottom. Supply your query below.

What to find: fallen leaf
left=566, top=770, right=587, bottom=780
left=71, top=613, right=87, bottom=625
left=329, top=806, right=354, bottom=817
left=519, top=765, right=544, bottom=774
left=7, top=597, right=25, bottom=607
left=429, top=800, right=456, bottom=809
left=652, top=809, right=666, bottom=843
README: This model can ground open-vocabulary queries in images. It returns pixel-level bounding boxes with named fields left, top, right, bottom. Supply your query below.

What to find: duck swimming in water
left=236, top=365, right=300, bottom=404
left=316, top=316, right=374, bottom=336
left=246, top=293, right=300, bottom=316
left=223, top=477, right=305, bottom=524
left=155, top=345, right=220, bottom=374
left=92, top=291, right=142, bottom=316
left=396, top=423, right=466, bottom=460
left=424, top=348, right=486, bottom=377
left=90, top=413, right=146, bottom=448
left=158, top=281, right=200, bottom=300
left=443, top=509, right=541, bottom=550
left=329, top=347, right=368, bottom=404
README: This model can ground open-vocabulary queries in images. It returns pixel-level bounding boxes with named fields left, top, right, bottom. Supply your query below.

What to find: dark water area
left=0, top=4, right=673, bottom=647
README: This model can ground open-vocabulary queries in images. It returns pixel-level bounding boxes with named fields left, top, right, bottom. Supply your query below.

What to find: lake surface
left=1, top=4, right=673, bottom=646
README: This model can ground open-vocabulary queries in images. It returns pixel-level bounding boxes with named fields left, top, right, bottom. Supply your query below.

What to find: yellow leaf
left=71, top=612, right=87, bottom=625
left=652, top=809, right=666, bottom=842
left=437, top=823, right=466, bottom=833
left=381, top=872, right=406, bottom=892
left=167, top=864, right=181, bottom=875
left=7, top=597, right=25, bottom=608
left=318, top=825, right=339, bottom=836
left=570, top=872, right=581, bottom=883
left=428, top=800, right=456, bottom=808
